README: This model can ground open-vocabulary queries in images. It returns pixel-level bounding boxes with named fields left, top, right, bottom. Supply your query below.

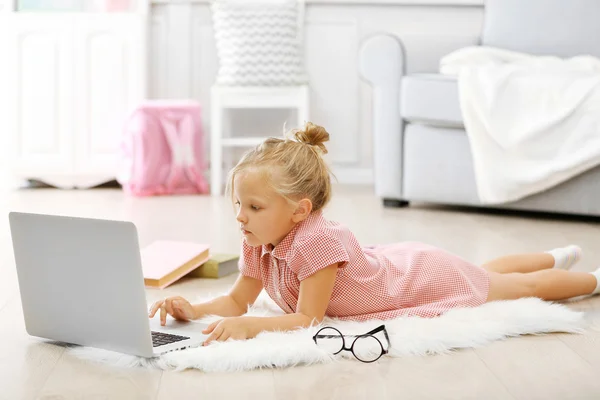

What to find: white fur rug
left=68, top=294, right=588, bottom=373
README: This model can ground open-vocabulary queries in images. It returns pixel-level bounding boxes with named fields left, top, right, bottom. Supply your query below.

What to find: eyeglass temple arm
left=364, top=325, right=386, bottom=336
left=365, top=325, right=391, bottom=346
left=314, top=325, right=387, bottom=337
left=313, top=325, right=389, bottom=340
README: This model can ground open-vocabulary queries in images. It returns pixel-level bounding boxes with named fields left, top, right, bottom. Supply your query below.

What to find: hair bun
left=293, top=122, right=330, bottom=154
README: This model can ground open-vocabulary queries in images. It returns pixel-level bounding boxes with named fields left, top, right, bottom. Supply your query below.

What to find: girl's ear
left=292, top=198, right=313, bottom=223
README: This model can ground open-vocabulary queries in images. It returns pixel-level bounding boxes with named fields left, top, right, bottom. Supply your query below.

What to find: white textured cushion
left=211, top=0, right=308, bottom=86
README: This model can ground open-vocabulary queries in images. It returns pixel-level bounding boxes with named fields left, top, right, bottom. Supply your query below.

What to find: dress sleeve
left=288, top=230, right=350, bottom=281
left=238, top=241, right=263, bottom=281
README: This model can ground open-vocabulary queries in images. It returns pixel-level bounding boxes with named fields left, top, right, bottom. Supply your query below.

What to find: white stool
left=210, top=85, right=310, bottom=196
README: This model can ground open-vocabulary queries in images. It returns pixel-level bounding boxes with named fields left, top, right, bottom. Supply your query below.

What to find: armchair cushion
left=400, top=74, right=463, bottom=128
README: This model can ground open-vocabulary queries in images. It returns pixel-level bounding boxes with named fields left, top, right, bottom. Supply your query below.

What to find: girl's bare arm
left=192, top=274, right=263, bottom=318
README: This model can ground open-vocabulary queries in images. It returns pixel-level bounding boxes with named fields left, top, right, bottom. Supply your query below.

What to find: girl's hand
left=202, top=316, right=258, bottom=345
left=148, top=296, right=196, bottom=326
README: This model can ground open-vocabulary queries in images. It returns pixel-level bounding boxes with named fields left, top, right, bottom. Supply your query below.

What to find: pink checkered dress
left=239, top=211, right=490, bottom=321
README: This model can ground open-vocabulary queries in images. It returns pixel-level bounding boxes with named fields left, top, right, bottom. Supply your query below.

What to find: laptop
left=8, top=211, right=208, bottom=358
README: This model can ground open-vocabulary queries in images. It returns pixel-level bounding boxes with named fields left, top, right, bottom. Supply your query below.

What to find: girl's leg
left=486, top=269, right=598, bottom=302
left=482, top=253, right=555, bottom=274
left=482, top=245, right=582, bottom=274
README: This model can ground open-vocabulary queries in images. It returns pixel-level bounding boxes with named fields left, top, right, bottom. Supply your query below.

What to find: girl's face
left=233, top=169, right=300, bottom=247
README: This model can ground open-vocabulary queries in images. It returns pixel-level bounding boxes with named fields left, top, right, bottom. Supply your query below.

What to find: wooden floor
left=1, top=185, right=600, bottom=400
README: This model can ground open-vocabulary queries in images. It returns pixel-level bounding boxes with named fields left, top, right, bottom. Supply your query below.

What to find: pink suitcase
left=117, top=100, right=209, bottom=196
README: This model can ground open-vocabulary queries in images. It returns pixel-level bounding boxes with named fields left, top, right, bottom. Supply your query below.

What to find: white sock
left=546, top=245, right=582, bottom=270
left=589, top=268, right=600, bottom=295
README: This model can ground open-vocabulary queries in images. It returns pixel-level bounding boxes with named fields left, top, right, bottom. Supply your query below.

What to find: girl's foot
left=546, top=245, right=583, bottom=270
left=589, top=267, right=600, bottom=295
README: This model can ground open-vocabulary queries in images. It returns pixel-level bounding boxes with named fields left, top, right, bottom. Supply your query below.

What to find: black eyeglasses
left=312, top=324, right=390, bottom=363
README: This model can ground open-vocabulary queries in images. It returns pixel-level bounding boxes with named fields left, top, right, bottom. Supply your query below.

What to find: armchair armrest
left=359, top=34, right=405, bottom=199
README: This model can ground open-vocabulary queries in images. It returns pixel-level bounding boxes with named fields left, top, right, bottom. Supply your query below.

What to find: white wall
left=149, top=0, right=485, bottom=183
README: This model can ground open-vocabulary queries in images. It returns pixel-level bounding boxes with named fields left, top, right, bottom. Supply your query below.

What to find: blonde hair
left=226, top=121, right=333, bottom=211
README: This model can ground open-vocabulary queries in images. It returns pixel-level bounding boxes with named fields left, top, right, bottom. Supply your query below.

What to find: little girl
left=149, top=122, right=600, bottom=346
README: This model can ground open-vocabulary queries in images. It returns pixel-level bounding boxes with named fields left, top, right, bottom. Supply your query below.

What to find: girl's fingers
left=148, top=300, right=163, bottom=317
left=203, top=326, right=224, bottom=346
left=160, top=304, right=167, bottom=326
left=220, top=332, right=231, bottom=342
left=202, top=319, right=221, bottom=334
left=164, top=298, right=174, bottom=315
left=149, top=297, right=191, bottom=321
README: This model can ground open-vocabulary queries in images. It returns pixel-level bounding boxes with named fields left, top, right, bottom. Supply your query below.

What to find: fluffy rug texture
left=68, top=293, right=588, bottom=373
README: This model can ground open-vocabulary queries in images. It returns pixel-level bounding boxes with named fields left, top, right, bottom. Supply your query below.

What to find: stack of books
left=140, top=240, right=239, bottom=289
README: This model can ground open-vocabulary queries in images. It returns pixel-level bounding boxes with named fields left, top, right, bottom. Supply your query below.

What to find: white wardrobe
left=0, top=1, right=147, bottom=188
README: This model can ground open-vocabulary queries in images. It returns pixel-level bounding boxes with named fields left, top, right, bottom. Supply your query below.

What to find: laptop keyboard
left=151, top=331, right=190, bottom=347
